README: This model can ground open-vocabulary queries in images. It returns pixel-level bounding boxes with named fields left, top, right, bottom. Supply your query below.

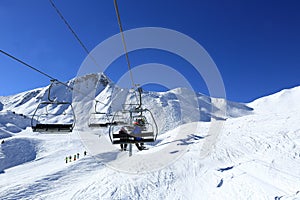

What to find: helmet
left=134, top=118, right=145, bottom=126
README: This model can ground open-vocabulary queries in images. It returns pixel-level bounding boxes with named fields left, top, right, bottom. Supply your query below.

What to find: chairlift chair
left=109, top=108, right=158, bottom=145
left=88, top=112, right=113, bottom=127
left=88, top=100, right=127, bottom=127
left=31, top=80, right=76, bottom=133
left=88, top=101, right=113, bottom=127
left=108, top=87, right=158, bottom=145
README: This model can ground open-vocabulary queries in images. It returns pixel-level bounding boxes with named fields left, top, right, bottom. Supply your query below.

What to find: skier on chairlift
left=119, top=127, right=128, bottom=151
left=132, top=118, right=147, bottom=150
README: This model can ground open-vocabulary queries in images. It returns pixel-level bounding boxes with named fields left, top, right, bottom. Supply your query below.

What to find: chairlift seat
left=88, top=123, right=109, bottom=128
left=32, top=123, right=73, bottom=132
left=89, top=121, right=118, bottom=128
left=112, top=132, right=155, bottom=144
left=112, top=121, right=127, bottom=125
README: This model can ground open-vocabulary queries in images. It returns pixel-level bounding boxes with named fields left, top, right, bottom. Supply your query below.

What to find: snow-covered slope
left=250, top=86, right=300, bottom=114
left=0, top=74, right=299, bottom=200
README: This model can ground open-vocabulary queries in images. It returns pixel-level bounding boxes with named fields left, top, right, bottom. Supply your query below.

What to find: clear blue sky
left=0, top=0, right=299, bottom=103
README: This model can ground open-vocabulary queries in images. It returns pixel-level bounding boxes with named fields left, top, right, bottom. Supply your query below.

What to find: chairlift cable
left=50, top=0, right=139, bottom=105
left=110, top=1, right=159, bottom=147
left=0, top=49, right=108, bottom=105
left=49, top=0, right=89, bottom=55
left=49, top=0, right=114, bottom=106
left=49, top=0, right=101, bottom=72
left=113, top=0, right=135, bottom=88
left=0, top=49, right=65, bottom=87
left=113, top=0, right=139, bottom=97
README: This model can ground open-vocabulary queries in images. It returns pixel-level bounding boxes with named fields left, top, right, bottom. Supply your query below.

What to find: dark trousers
left=135, top=143, right=144, bottom=150
left=120, top=143, right=128, bottom=150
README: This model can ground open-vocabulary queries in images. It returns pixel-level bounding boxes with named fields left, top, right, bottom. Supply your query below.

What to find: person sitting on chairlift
left=119, top=127, right=128, bottom=151
left=132, top=118, right=147, bottom=150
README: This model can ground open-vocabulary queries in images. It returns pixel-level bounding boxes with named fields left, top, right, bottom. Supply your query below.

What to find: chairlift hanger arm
left=113, top=0, right=135, bottom=89
left=48, top=79, right=57, bottom=102
left=144, top=108, right=159, bottom=140
left=136, top=87, right=143, bottom=109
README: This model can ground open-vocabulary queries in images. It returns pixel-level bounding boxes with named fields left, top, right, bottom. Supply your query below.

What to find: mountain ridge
left=0, top=73, right=253, bottom=135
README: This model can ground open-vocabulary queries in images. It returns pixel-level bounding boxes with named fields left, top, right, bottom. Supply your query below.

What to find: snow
left=0, top=136, right=38, bottom=173
left=0, top=73, right=300, bottom=199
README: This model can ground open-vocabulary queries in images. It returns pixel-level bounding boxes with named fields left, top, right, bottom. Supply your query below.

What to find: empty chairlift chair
left=88, top=101, right=114, bottom=127
left=31, top=80, right=76, bottom=133
left=88, top=100, right=127, bottom=127
left=88, top=112, right=112, bottom=127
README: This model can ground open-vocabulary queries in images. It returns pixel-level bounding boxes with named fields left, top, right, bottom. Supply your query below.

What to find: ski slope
left=0, top=74, right=300, bottom=199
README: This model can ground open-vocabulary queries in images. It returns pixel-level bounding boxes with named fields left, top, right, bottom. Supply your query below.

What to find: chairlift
left=88, top=101, right=127, bottom=127
left=31, top=80, right=76, bottom=133
left=109, top=87, right=158, bottom=144
left=88, top=101, right=113, bottom=127
left=88, top=112, right=113, bottom=127
left=111, top=110, right=128, bottom=125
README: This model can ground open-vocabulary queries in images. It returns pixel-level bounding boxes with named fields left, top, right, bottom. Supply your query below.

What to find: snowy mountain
left=0, top=73, right=299, bottom=199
